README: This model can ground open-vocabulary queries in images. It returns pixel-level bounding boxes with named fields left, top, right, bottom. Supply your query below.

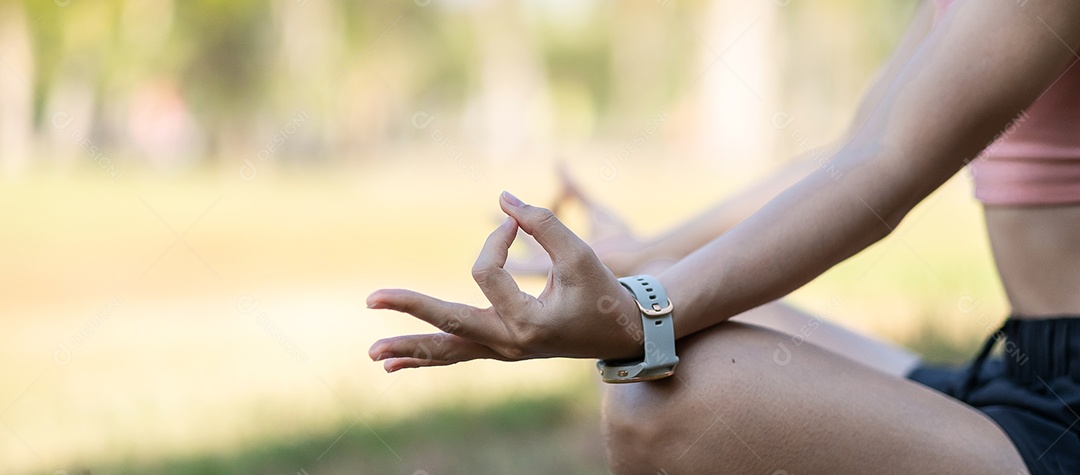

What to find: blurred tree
left=467, top=1, right=552, bottom=162
left=172, top=0, right=273, bottom=163
left=692, top=0, right=781, bottom=174
left=0, top=0, right=917, bottom=173
left=0, top=2, right=34, bottom=175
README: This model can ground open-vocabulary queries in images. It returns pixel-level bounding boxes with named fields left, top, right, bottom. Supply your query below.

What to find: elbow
left=874, top=196, right=917, bottom=241
left=850, top=190, right=913, bottom=248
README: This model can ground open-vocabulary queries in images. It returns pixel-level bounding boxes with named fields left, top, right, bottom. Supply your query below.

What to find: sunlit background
left=1, top=0, right=1010, bottom=473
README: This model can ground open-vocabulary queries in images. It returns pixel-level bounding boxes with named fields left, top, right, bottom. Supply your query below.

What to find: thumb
left=499, top=191, right=589, bottom=263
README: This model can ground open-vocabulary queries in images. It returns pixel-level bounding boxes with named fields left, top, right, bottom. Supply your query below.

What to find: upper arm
left=844, top=0, right=937, bottom=139
left=844, top=0, right=1080, bottom=217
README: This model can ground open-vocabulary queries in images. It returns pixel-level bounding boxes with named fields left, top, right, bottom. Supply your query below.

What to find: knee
left=601, top=371, right=759, bottom=474
left=601, top=378, right=685, bottom=474
left=599, top=322, right=791, bottom=474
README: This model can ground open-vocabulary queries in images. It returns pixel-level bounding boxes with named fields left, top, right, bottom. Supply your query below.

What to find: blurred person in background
left=369, top=1, right=1080, bottom=473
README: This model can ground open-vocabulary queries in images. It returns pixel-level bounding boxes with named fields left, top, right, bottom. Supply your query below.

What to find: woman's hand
left=366, top=192, right=644, bottom=372
left=505, top=165, right=654, bottom=277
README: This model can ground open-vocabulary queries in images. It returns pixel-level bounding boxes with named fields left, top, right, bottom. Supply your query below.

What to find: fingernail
left=366, top=293, right=382, bottom=309
left=501, top=191, right=524, bottom=208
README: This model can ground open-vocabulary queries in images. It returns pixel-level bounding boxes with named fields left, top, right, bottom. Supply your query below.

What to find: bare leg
left=731, top=301, right=921, bottom=377
left=601, top=321, right=1027, bottom=474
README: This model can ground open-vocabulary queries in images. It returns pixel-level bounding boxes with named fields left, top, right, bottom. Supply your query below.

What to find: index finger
left=471, top=216, right=530, bottom=312
left=367, top=289, right=494, bottom=342
left=499, top=191, right=591, bottom=264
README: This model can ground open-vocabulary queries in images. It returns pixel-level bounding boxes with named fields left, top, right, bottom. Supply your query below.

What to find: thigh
left=602, top=322, right=1028, bottom=474
left=732, top=301, right=921, bottom=377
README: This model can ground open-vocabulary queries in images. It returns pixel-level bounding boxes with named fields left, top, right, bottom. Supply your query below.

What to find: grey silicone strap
left=597, top=275, right=679, bottom=383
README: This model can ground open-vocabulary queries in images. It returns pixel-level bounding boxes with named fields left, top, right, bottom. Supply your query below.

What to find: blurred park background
left=0, top=0, right=1012, bottom=473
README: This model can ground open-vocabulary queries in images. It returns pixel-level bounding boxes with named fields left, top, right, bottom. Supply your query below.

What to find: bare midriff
left=984, top=205, right=1080, bottom=318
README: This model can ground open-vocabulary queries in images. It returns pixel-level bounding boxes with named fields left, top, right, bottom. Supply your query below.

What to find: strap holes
left=648, top=294, right=656, bottom=299
left=654, top=321, right=663, bottom=326
left=645, top=287, right=653, bottom=292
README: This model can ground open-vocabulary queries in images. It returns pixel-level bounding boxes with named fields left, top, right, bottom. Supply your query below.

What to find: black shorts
left=907, top=317, right=1080, bottom=475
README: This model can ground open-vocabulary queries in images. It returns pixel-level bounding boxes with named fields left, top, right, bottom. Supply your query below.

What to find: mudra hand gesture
left=367, top=192, right=642, bottom=373
left=503, top=164, right=652, bottom=278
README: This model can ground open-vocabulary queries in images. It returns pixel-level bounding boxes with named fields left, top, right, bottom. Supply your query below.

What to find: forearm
left=658, top=142, right=937, bottom=338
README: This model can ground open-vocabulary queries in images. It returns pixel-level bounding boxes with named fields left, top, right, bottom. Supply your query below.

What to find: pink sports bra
left=936, top=0, right=1080, bottom=206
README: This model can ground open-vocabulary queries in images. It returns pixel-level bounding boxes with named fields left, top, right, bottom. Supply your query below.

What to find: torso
left=984, top=205, right=1080, bottom=318
left=938, top=0, right=1080, bottom=318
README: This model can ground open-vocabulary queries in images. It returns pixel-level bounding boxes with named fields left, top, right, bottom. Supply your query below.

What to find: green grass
left=89, top=384, right=608, bottom=475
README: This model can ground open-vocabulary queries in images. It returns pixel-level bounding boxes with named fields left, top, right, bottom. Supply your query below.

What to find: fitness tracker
left=598, top=275, right=679, bottom=383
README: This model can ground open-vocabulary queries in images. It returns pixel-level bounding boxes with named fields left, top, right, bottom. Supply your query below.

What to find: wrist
left=657, top=266, right=707, bottom=341
left=607, top=285, right=647, bottom=361
left=597, top=274, right=680, bottom=383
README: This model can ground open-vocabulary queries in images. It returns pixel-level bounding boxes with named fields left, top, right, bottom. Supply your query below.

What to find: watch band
left=597, top=275, right=679, bottom=383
